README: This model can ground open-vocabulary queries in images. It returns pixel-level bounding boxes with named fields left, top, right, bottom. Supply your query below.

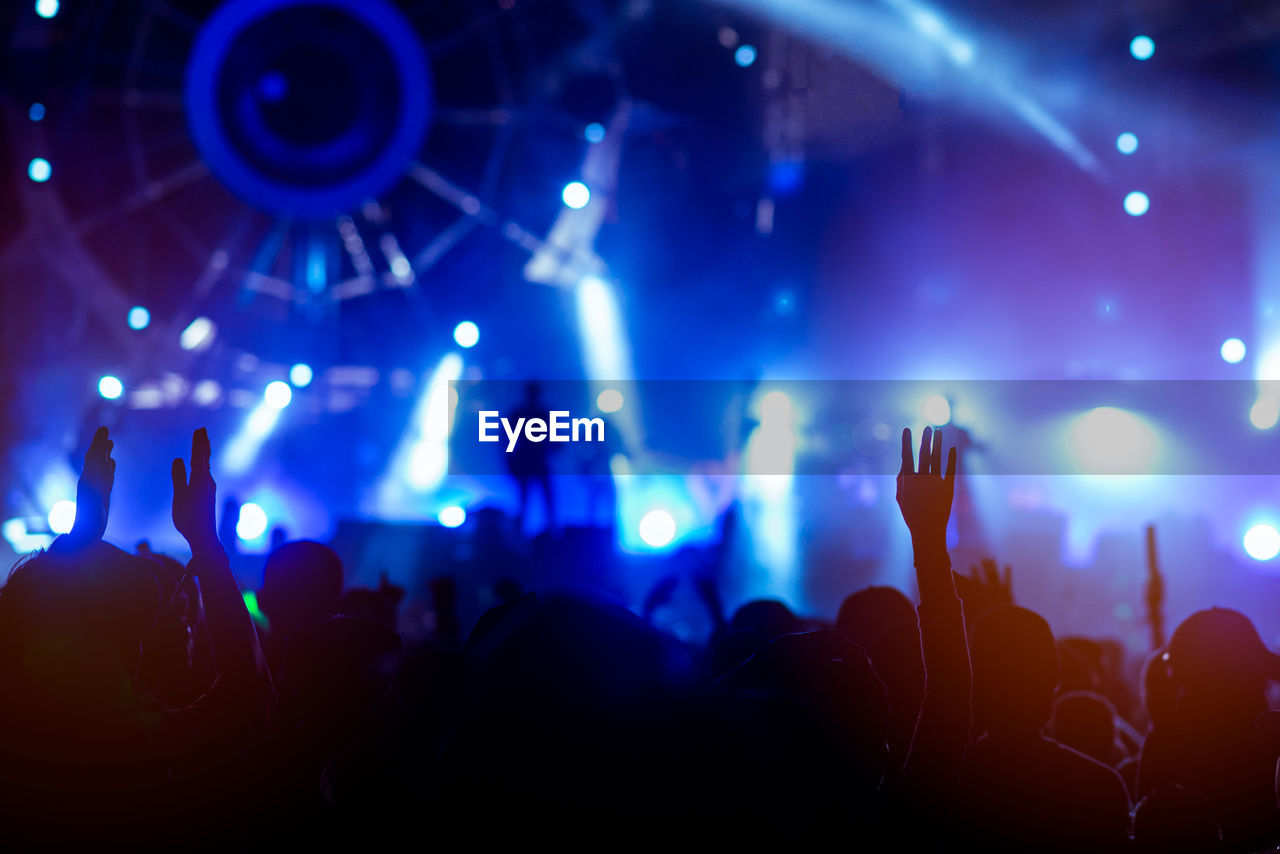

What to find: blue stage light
left=596, top=388, right=623, bottom=413
left=289, top=363, right=313, bottom=387
left=264, top=381, right=292, bottom=409
left=584, top=122, right=605, bottom=143
left=1116, top=133, right=1138, bottom=155
left=639, top=509, right=677, bottom=548
left=1124, top=191, right=1149, bottom=217
left=236, top=502, right=268, bottom=541
left=1221, top=338, right=1246, bottom=364
left=1245, top=524, right=1280, bottom=561
left=562, top=181, right=590, bottom=209
left=453, top=321, right=479, bottom=348
left=28, top=103, right=45, bottom=121
left=923, top=394, right=951, bottom=426
left=438, top=505, right=466, bottom=528
left=35, top=0, right=59, bottom=19
left=128, top=306, right=151, bottom=330
left=98, top=375, right=124, bottom=400
left=1129, top=35, right=1155, bottom=61
left=734, top=44, right=757, bottom=67
left=28, top=158, right=51, bottom=182
left=47, top=500, right=75, bottom=535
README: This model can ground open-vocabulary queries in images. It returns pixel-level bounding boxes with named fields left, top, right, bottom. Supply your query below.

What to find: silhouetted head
left=729, top=598, right=797, bottom=641
left=1166, top=609, right=1279, bottom=714
left=714, top=631, right=890, bottom=804
left=1049, top=690, right=1116, bottom=764
left=972, top=605, right=1059, bottom=736
left=1132, top=785, right=1223, bottom=854
left=259, top=540, right=344, bottom=637
left=836, top=586, right=925, bottom=741
left=0, top=542, right=161, bottom=735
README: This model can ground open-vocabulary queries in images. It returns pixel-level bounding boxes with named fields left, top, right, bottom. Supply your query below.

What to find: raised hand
left=896, top=426, right=957, bottom=552
left=171, top=427, right=220, bottom=555
left=68, top=426, right=116, bottom=544
left=954, top=557, right=1014, bottom=618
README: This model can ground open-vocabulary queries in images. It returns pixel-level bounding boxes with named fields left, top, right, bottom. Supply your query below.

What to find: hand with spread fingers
left=171, top=427, right=221, bottom=557
left=68, top=426, right=116, bottom=545
left=896, top=426, right=957, bottom=554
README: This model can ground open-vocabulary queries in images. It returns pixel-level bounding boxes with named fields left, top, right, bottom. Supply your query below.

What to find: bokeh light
left=1244, top=523, right=1280, bottom=561
left=562, top=181, right=590, bottom=209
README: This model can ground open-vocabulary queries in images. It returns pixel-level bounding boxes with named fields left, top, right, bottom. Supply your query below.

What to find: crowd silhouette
left=4, top=423, right=1280, bottom=849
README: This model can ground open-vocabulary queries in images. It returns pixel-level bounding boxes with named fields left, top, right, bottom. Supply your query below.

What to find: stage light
left=1221, top=338, right=1246, bottom=364
left=236, top=502, right=268, bottom=541
left=2, top=519, right=25, bottom=548
left=1116, top=133, right=1138, bottom=155
left=735, top=44, right=757, bottom=67
left=584, top=122, right=605, bottom=143
left=27, top=158, right=51, bottom=183
left=1245, top=524, right=1280, bottom=561
left=1250, top=398, right=1279, bottom=430
left=180, top=316, right=215, bottom=350
left=48, top=500, right=76, bottom=535
left=1124, top=191, right=1149, bottom=217
left=453, top=321, right=479, bottom=348
left=562, top=181, right=590, bottom=209
left=35, top=0, right=58, bottom=19
left=128, top=306, right=150, bottom=330
left=28, top=103, right=45, bottom=121
left=1129, top=35, right=1155, bottom=61
left=596, top=388, right=623, bottom=413
left=98, top=375, right=124, bottom=400
left=639, top=509, right=676, bottom=548
left=192, top=379, right=222, bottom=406
left=403, top=353, right=464, bottom=491
left=264, top=381, right=292, bottom=409
left=438, top=505, right=466, bottom=528
left=1069, top=406, right=1158, bottom=474
left=289, top=363, right=313, bottom=387
left=922, top=394, right=951, bottom=426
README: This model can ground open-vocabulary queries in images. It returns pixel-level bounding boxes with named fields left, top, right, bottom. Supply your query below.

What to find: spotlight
left=1244, top=524, right=1280, bottom=561
left=638, top=509, right=676, bottom=548
left=1124, top=191, right=1149, bottom=217
left=98, top=375, right=124, bottom=400
left=1221, top=338, right=1246, bottom=364
left=734, top=44, right=757, bottom=67
left=27, top=158, right=51, bottom=183
left=180, top=316, right=215, bottom=351
left=236, top=502, right=268, bottom=541
left=1250, top=398, right=1279, bottom=430
left=28, top=103, right=45, bottom=121
left=584, top=122, right=605, bottom=143
left=923, top=394, right=951, bottom=426
left=47, top=500, right=76, bottom=535
left=1129, top=35, right=1155, bottom=61
left=192, top=379, right=222, bottom=406
left=1069, top=406, right=1158, bottom=474
left=128, top=306, right=151, bottom=330
left=1116, top=133, right=1138, bottom=155
left=562, top=181, right=590, bottom=210
left=289, top=363, right=313, bottom=387
left=453, top=321, right=480, bottom=348
left=264, top=381, right=293, bottom=409
left=596, top=388, right=623, bottom=413
left=438, top=505, right=466, bottom=528
left=35, top=0, right=59, bottom=19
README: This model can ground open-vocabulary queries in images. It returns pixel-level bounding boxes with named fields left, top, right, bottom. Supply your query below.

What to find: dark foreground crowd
left=2, top=424, right=1280, bottom=851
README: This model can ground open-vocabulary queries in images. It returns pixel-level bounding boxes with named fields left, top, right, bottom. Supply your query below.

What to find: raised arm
left=897, top=427, right=971, bottom=799
left=171, top=428, right=274, bottom=729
